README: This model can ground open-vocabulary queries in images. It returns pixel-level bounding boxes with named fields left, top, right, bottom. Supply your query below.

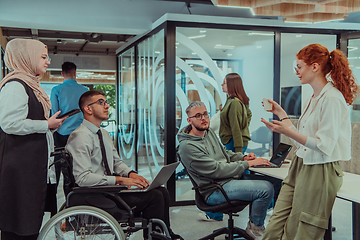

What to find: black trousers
left=1, top=231, right=38, bottom=240
left=119, top=186, right=170, bottom=227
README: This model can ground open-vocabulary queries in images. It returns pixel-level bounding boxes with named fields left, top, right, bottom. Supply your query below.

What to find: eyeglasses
left=189, top=112, right=209, bottom=120
left=88, top=99, right=109, bottom=107
left=294, top=66, right=301, bottom=73
left=42, top=56, right=51, bottom=63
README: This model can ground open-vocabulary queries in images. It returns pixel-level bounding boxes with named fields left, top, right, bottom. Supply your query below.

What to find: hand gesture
left=262, top=99, right=287, bottom=119
left=261, top=118, right=289, bottom=135
left=47, top=111, right=67, bottom=130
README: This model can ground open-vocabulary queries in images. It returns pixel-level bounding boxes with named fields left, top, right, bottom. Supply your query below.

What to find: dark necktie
left=96, top=129, right=112, bottom=175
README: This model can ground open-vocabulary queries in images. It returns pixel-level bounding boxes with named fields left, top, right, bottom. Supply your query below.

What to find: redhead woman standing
left=262, top=43, right=358, bottom=239
left=0, top=39, right=66, bottom=240
left=220, top=73, right=252, bottom=154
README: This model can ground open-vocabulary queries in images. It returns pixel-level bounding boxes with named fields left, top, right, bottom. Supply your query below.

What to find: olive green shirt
left=219, top=98, right=251, bottom=152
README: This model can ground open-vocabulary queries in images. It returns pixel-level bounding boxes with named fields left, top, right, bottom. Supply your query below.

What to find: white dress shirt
left=0, top=81, right=56, bottom=183
left=291, top=82, right=351, bottom=165
left=66, top=119, right=133, bottom=187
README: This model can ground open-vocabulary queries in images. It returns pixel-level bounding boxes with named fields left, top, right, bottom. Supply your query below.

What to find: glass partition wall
left=347, top=38, right=360, bottom=122
left=116, top=19, right=350, bottom=204
left=175, top=27, right=275, bottom=201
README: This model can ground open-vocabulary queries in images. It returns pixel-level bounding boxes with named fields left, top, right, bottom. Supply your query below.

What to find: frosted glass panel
left=118, top=48, right=136, bottom=167
left=137, top=30, right=165, bottom=179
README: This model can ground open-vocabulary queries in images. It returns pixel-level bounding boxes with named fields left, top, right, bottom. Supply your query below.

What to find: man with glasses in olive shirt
left=66, top=90, right=183, bottom=240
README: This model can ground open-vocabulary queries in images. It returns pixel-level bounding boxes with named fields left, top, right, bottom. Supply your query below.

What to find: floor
left=40, top=174, right=354, bottom=240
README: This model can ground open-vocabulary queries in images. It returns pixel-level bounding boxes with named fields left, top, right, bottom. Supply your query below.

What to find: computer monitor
left=281, top=86, right=301, bottom=117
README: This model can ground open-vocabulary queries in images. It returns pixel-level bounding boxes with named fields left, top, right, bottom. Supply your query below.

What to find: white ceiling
left=1, top=0, right=360, bottom=57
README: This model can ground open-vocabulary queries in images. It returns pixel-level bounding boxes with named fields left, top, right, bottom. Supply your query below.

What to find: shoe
left=169, top=229, right=184, bottom=240
left=245, top=220, right=265, bottom=240
left=198, top=212, right=222, bottom=222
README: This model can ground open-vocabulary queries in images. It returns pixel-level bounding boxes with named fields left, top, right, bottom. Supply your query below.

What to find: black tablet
left=57, top=109, right=81, bottom=119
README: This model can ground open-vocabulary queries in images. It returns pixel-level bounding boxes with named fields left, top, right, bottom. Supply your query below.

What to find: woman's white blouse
left=0, top=81, right=56, bottom=183
left=291, top=82, right=351, bottom=165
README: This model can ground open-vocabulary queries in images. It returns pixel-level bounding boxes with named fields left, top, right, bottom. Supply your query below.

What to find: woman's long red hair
left=296, top=43, right=358, bottom=105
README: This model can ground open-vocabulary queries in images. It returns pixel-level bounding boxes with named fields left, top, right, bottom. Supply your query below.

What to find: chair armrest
left=195, top=182, right=234, bottom=207
left=50, top=147, right=66, bottom=157
left=72, top=185, right=128, bottom=193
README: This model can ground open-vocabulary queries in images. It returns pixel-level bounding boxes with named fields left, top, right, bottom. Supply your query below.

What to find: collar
left=63, top=78, right=77, bottom=84
left=312, top=82, right=334, bottom=100
left=82, top=119, right=101, bottom=134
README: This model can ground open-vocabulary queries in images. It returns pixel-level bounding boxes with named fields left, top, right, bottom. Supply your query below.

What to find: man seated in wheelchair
left=177, top=101, right=276, bottom=240
left=66, top=90, right=183, bottom=240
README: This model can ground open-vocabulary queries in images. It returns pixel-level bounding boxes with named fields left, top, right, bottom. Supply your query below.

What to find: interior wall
left=0, top=27, right=8, bottom=49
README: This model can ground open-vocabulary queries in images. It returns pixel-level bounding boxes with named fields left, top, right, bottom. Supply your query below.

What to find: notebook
left=252, top=143, right=292, bottom=168
left=121, top=162, right=180, bottom=192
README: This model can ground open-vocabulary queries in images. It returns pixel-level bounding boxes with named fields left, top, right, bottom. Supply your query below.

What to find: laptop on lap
left=121, top=162, right=180, bottom=192
left=252, top=143, right=292, bottom=168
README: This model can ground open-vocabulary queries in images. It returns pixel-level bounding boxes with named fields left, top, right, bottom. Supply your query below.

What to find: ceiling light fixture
left=348, top=46, right=358, bottom=52
left=217, top=5, right=252, bottom=9
left=248, top=32, right=275, bottom=36
left=188, top=34, right=206, bottom=39
left=214, top=44, right=235, bottom=50
left=199, top=30, right=207, bottom=33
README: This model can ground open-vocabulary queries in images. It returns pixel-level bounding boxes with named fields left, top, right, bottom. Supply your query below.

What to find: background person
left=178, top=101, right=274, bottom=240
left=0, top=39, right=66, bottom=240
left=202, top=73, right=252, bottom=221
left=50, top=61, right=88, bottom=193
left=220, top=73, right=252, bottom=154
left=262, top=43, right=358, bottom=240
left=66, top=90, right=183, bottom=240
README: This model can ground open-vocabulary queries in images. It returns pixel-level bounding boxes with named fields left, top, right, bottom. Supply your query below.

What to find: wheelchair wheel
left=38, top=205, right=125, bottom=240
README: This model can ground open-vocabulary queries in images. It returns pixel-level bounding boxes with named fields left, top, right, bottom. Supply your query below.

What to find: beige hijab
left=0, top=38, right=51, bottom=119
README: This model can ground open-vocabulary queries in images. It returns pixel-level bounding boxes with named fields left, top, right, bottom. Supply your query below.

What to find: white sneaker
left=198, top=212, right=220, bottom=222
left=245, top=220, right=265, bottom=240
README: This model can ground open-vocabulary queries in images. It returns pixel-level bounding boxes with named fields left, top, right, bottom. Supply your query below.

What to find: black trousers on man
left=119, top=187, right=170, bottom=228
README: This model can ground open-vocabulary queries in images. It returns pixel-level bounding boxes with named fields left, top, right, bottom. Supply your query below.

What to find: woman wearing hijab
left=0, top=39, right=66, bottom=240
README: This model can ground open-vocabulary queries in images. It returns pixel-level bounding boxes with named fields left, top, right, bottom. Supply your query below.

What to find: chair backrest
left=251, top=126, right=272, bottom=145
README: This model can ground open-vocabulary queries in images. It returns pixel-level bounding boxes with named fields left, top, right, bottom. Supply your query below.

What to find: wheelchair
left=38, top=148, right=171, bottom=240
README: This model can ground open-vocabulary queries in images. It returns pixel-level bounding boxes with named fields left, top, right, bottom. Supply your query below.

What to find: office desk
left=250, top=163, right=360, bottom=240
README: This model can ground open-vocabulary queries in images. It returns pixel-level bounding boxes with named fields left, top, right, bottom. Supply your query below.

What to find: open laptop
left=252, top=143, right=292, bottom=168
left=121, top=162, right=180, bottom=192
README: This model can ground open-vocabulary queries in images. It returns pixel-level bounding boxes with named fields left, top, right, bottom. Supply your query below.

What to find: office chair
left=177, top=153, right=253, bottom=240
left=246, top=126, right=272, bottom=157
